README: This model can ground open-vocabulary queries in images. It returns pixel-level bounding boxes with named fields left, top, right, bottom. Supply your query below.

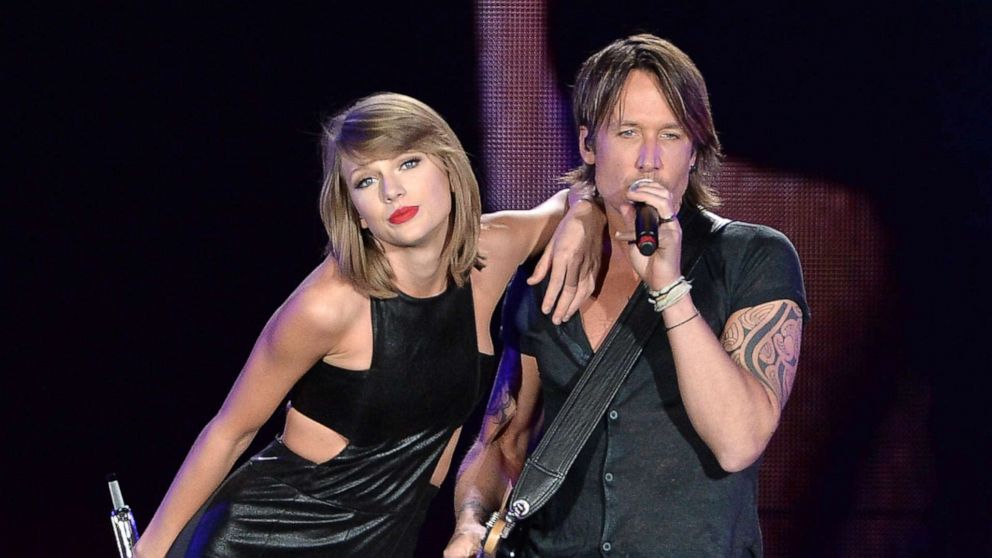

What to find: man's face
left=579, top=69, right=696, bottom=217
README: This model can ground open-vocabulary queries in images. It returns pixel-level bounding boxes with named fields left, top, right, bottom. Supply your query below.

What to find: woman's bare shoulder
left=278, top=257, right=368, bottom=337
left=479, top=213, right=531, bottom=266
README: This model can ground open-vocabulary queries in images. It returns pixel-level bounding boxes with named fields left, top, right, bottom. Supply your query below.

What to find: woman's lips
left=388, top=206, right=419, bottom=225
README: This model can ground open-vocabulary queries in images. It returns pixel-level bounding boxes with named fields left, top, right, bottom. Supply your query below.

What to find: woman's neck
left=384, top=244, right=449, bottom=297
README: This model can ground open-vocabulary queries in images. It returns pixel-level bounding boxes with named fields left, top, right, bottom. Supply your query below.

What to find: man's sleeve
left=500, top=262, right=545, bottom=357
left=727, top=224, right=810, bottom=323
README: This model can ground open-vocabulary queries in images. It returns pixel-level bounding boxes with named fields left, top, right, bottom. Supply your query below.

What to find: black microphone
left=634, top=202, right=659, bottom=256
left=630, top=178, right=660, bottom=256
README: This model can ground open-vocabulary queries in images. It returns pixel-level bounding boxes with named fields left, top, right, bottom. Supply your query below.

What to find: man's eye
left=661, top=132, right=681, bottom=140
left=619, top=129, right=637, bottom=138
left=399, top=157, right=421, bottom=170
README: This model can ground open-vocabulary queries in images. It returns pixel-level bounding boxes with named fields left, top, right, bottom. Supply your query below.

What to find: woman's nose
left=380, top=176, right=406, bottom=203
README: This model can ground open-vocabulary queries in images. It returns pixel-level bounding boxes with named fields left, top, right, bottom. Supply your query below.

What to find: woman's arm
left=134, top=272, right=353, bottom=557
left=478, top=188, right=605, bottom=324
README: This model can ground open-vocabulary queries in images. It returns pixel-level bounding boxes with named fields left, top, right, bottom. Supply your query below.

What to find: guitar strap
left=483, top=208, right=731, bottom=554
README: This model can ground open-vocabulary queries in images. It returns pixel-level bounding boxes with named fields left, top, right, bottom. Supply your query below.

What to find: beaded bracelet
left=646, top=276, right=692, bottom=313
left=649, top=275, right=685, bottom=297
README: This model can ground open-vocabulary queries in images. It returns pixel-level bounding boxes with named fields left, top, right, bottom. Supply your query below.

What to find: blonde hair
left=565, top=34, right=722, bottom=208
left=319, top=93, right=481, bottom=298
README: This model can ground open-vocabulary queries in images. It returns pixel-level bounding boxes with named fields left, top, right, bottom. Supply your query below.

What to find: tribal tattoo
left=485, top=384, right=516, bottom=432
left=484, top=360, right=521, bottom=441
left=721, top=299, right=803, bottom=408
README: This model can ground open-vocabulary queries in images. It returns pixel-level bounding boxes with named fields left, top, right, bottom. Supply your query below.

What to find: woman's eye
left=399, top=157, right=421, bottom=171
left=355, top=177, right=376, bottom=189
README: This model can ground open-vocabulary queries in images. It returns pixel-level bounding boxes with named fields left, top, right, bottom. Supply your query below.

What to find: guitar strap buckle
left=508, top=498, right=530, bottom=519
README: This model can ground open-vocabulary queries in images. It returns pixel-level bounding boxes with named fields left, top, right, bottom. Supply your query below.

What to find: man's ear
left=578, top=126, right=595, bottom=165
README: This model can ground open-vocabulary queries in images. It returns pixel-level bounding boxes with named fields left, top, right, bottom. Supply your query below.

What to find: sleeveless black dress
left=167, top=281, right=496, bottom=557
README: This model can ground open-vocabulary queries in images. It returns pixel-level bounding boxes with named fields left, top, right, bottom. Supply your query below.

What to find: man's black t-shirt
left=506, top=207, right=809, bottom=557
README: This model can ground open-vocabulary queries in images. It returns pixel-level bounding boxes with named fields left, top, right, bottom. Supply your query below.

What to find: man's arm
left=721, top=300, right=803, bottom=409
left=444, top=350, right=543, bottom=558
left=623, top=183, right=806, bottom=473
left=662, top=295, right=804, bottom=472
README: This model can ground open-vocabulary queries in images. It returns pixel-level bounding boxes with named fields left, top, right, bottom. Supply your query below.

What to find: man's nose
left=637, top=139, right=662, bottom=171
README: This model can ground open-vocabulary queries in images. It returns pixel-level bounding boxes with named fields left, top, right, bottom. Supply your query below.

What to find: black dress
left=167, top=281, right=495, bottom=557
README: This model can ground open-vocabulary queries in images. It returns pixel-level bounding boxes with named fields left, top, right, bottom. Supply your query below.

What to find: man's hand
left=527, top=198, right=605, bottom=324
left=615, top=180, right=683, bottom=290
left=443, top=521, right=487, bottom=558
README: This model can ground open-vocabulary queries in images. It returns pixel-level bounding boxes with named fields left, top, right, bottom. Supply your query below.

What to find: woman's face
left=340, top=151, right=453, bottom=254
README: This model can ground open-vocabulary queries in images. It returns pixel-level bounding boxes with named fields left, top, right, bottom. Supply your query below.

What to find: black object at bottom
left=634, top=202, right=659, bottom=256
left=505, top=285, right=659, bottom=524
left=493, top=524, right=526, bottom=558
left=166, top=438, right=440, bottom=558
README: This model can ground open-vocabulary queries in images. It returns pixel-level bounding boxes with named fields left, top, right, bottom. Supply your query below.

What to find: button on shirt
left=508, top=208, right=809, bottom=557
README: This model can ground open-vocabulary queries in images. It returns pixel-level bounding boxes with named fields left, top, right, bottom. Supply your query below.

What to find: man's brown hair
left=565, top=34, right=722, bottom=208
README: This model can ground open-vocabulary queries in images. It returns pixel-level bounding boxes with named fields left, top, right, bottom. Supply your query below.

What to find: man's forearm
left=664, top=296, right=803, bottom=471
left=452, top=441, right=513, bottom=528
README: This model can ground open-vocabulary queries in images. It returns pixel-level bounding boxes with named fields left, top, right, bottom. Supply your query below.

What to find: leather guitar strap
left=486, top=208, right=731, bottom=548
left=498, top=283, right=657, bottom=527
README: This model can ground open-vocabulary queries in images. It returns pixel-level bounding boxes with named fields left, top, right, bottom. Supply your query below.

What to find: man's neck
left=594, top=239, right=641, bottom=296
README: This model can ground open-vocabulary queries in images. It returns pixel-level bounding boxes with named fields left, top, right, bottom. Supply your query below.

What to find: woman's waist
left=245, top=433, right=447, bottom=512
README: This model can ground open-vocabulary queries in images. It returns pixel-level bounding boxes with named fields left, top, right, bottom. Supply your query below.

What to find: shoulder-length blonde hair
left=319, top=93, right=481, bottom=298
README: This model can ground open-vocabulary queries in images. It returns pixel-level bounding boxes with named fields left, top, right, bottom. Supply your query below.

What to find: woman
left=134, top=93, right=601, bottom=557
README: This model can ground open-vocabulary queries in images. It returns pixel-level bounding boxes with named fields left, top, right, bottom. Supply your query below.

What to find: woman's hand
left=527, top=197, right=605, bottom=324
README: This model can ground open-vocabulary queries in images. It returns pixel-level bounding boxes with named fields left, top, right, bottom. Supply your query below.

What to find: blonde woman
left=133, top=93, right=602, bottom=558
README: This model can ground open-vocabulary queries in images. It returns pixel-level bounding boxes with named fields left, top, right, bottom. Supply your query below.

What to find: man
left=445, top=34, right=808, bottom=557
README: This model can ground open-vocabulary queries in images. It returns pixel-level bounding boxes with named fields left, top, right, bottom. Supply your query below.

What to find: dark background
left=6, top=2, right=990, bottom=556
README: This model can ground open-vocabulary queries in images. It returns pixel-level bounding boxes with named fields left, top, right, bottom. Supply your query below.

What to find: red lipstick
left=388, top=206, right=419, bottom=225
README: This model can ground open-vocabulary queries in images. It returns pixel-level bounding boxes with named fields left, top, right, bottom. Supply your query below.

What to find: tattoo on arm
left=457, top=497, right=488, bottom=523
left=721, top=300, right=803, bottom=408
left=484, top=357, right=522, bottom=442
left=485, top=383, right=515, bottom=430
